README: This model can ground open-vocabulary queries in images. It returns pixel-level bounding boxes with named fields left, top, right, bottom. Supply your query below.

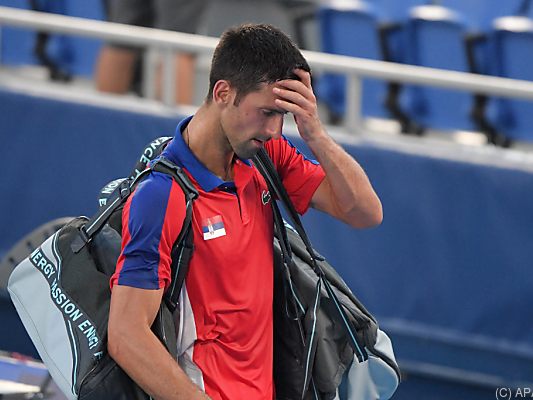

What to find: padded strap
left=253, top=149, right=324, bottom=265
left=73, top=155, right=198, bottom=312
left=150, top=157, right=199, bottom=312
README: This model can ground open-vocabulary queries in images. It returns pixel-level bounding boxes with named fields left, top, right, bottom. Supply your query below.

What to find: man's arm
left=108, top=285, right=210, bottom=400
left=273, top=69, right=383, bottom=228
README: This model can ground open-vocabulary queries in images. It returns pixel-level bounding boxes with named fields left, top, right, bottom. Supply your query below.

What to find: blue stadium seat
left=439, top=0, right=529, bottom=76
left=370, top=0, right=430, bottom=63
left=441, top=0, right=528, bottom=31
left=0, top=0, right=104, bottom=78
left=369, top=0, right=434, bottom=133
left=485, top=16, right=533, bottom=143
left=398, top=5, right=482, bottom=133
left=57, top=0, right=104, bottom=77
left=316, top=1, right=389, bottom=120
left=371, top=0, right=429, bottom=23
left=0, top=0, right=39, bottom=66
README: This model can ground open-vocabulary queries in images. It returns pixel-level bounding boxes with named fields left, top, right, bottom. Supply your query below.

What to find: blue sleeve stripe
left=281, top=134, right=320, bottom=165
left=118, top=172, right=173, bottom=289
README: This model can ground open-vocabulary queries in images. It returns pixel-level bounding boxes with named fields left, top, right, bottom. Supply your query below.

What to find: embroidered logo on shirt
left=202, top=215, right=226, bottom=240
left=261, top=190, right=271, bottom=205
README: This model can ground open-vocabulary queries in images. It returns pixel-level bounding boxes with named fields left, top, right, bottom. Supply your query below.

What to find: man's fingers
left=273, top=87, right=310, bottom=109
left=293, top=68, right=312, bottom=88
left=275, top=98, right=301, bottom=115
left=275, top=79, right=316, bottom=103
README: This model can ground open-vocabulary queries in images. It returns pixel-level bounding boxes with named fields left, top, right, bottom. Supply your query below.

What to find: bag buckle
left=118, top=179, right=131, bottom=199
left=71, top=225, right=90, bottom=253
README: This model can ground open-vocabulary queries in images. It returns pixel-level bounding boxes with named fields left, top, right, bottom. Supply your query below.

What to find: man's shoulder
left=129, top=170, right=187, bottom=212
left=264, top=135, right=290, bottom=161
left=264, top=135, right=318, bottom=166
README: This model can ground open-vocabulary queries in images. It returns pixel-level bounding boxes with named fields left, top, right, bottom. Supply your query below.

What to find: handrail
left=1, top=5, right=533, bottom=132
left=0, top=6, right=220, bottom=52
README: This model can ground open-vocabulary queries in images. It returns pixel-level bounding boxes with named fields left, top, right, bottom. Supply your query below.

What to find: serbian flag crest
left=202, top=215, right=226, bottom=240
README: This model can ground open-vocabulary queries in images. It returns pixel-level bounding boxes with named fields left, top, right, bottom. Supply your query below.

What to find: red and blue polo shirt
left=110, top=116, right=325, bottom=400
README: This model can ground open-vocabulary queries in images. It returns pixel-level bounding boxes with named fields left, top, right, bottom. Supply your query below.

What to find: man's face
left=220, top=82, right=287, bottom=160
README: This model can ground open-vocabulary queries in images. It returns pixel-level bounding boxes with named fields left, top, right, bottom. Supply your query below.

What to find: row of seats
left=2, top=0, right=532, bottom=145
left=316, top=0, right=533, bottom=145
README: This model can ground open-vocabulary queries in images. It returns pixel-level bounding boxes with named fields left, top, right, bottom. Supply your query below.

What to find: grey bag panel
left=7, top=218, right=110, bottom=399
left=8, top=231, right=77, bottom=400
left=346, top=331, right=399, bottom=400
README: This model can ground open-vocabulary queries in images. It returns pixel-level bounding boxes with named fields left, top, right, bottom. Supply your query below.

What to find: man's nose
left=265, top=114, right=284, bottom=139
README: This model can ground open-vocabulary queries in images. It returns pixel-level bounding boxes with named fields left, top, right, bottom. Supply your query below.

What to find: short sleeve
left=110, top=172, right=185, bottom=291
left=265, top=136, right=325, bottom=215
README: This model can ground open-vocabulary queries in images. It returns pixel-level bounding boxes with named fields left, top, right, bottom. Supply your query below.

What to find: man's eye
left=262, top=110, right=274, bottom=117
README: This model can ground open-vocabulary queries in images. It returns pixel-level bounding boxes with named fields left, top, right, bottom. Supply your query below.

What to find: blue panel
left=0, top=88, right=179, bottom=253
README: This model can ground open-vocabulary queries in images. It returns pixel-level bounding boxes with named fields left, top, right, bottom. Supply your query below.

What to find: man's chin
left=235, top=144, right=262, bottom=160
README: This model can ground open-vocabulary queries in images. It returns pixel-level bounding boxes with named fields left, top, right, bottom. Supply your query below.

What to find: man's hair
left=207, top=23, right=310, bottom=104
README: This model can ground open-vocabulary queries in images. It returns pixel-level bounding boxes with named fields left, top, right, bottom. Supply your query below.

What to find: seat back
left=441, top=0, right=527, bottom=31
left=316, top=2, right=388, bottom=119
left=0, top=0, right=39, bottom=66
left=486, top=17, right=533, bottom=142
left=371, top=0, right=429, bottom=24
left=0, top=0, right=104, bottom=78
left=57, top=0, right=104, bottom=77
left=370, top=0, right=431, bottom=64
left=400, top=5, right=477, bottom=131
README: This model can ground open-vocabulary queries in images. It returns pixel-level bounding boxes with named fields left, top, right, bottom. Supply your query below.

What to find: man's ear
left=212, top=80, right=234, bottom=106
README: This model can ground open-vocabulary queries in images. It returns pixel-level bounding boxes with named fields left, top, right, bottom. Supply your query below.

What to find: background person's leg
left=95, top=0, right=152, bottom=94
left=154, top=0, right=209, bottom=104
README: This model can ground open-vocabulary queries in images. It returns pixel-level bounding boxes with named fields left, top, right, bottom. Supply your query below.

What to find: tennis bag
left=253, top=149, right=401, bottom=400
left=7, top=157, right=198, bottom=400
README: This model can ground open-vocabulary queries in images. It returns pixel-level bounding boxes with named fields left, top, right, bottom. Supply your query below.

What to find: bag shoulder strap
left=253, top=148, right=323, bottom=264
left=70, top=156, right=199, bottom=313
left=252, top=148, right=369, bottom=364
left=151, top=157, right=199, bottom=312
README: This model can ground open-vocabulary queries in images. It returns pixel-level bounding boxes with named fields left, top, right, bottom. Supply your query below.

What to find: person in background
left=95, top=0, right=208, bottom=104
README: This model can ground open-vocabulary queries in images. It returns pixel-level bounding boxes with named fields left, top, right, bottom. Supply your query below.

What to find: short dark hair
left=207, top=23, right=310, bottom=104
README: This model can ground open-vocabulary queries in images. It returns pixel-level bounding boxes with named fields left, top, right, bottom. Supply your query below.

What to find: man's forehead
left=247, top=89, right=286, bottom=113
left=241, top=82, right=278, bottom=101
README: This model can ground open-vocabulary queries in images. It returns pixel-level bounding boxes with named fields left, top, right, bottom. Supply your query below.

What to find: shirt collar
left=162, top=116, right=252, bottom=192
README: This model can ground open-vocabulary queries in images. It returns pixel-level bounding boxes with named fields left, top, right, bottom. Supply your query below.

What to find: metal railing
left=2, top=5, right=533, bottom=133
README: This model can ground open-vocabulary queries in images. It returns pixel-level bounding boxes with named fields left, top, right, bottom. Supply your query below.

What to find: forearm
left=306, top=130, right=383, bottom=228
left=108, top=324, right=209, bottom=400
left=273, top=69, right=382, bottom=228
